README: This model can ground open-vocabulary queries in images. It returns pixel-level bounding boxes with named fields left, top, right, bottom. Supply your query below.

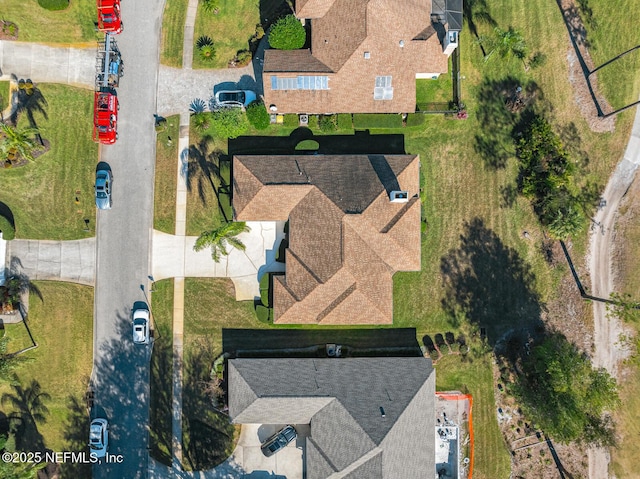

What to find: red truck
left=96, top=0, right=123, bottom=34
left=93, top=91, right=118, bottom=144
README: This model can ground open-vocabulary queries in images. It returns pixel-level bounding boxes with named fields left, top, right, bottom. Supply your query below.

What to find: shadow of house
left=440, top=217, right=543, bottom=350
left=228, top=129, right=406, bottom=156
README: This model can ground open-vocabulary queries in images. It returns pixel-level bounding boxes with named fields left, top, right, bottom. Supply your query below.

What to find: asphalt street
left=91, top=0, right=164, bottom=477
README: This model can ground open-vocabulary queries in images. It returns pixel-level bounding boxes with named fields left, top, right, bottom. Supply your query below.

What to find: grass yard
left=0, top=282, right=93, bottom=452
left=192, top=0, right=260, bottom=69
left=149, top=279, right=175, bottom=465
left=160, top=0, right=189, bottom=67
left=185, top=131, right=233, bottom=236
left=416, top=74, right=454, bottom=105
left=0, top=81, right=9, bottom=113
left=0, top=0, right=98, bottom=43
left=154, top=115, right=180, bottom=234
left=0, top=84, right=97, bottom=240
left=435, top=354, right=511, bottom=479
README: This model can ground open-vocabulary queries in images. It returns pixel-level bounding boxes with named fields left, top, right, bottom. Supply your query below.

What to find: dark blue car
left=260, top=425, right=297, bottom=457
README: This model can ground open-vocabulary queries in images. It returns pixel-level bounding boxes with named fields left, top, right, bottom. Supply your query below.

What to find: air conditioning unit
left=390, top=191, right=409, bottom=203
left=299, top=114, right=309, bottom=126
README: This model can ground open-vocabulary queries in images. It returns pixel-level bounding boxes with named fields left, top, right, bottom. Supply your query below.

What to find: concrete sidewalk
left=0, top=40, right=95, bottom=87
left=5, top=238, right=96, bottom=285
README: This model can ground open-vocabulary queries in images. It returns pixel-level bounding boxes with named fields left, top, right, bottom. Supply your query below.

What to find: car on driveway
left=214, top=90, right=256, bottom=109
left=132, top=303, right=150, bottom=345
left=261, top=425, right=297, bottom=457
left=95, top=166, right=112, bottom=210
left=89, top=418, right=109, bottom=458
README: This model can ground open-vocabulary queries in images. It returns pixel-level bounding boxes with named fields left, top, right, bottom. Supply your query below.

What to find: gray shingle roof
left=229, top=357, right=435, bottom=479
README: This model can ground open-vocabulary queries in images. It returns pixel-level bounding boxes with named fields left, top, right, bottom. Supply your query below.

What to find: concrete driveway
left=232, top=424, right=306, bottom=479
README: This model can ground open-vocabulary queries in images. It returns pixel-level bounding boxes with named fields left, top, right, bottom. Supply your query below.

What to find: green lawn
left=0, top=84, right=98, bottom=240
left=0, top=81, right=10, bottom=115
left=149, top=279, right=175, bottom=465
left=0, top=0, right=98, bottom=43
left=154, top=116, right=180, bottom=234
left=192, top=0, right=260, bottom=69
left=160, top=0, right=189, bottom=67
left=0, top=282, right=93, bottom=452
left=185, top=131, right=232, bottom=236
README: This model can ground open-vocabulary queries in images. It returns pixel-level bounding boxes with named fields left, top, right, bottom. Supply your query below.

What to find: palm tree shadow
left=10, top=80, right=48, bottom=134
left=60, top=393, right=92, bottom=478
left=463, top=0, right=497, bottom=56
left=1, top=377, right=50, bottom=453
left=186, top=135, right=230, bottom=223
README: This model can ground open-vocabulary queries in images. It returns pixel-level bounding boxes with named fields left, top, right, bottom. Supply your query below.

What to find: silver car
left=89, top=418, right=109, bottom=458
left=214, top=90, right=257, bottom=108
left=132, top=304, right=150, bottom=344
left=95, top=166, right=112, bottom=210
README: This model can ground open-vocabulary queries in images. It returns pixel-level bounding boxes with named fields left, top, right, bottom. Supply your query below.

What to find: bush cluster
left=246, top=101, right=270, bottom=130
left=269, top=15, right=306, bottom=50
left=37, top=0, right=69, bottom=11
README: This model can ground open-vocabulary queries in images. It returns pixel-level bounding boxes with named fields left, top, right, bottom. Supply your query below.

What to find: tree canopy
left=512, top=333, right=618, bottom=446
left=209, top=108, right=249, bottom=139
left=269, top=15, right=306, bottom=50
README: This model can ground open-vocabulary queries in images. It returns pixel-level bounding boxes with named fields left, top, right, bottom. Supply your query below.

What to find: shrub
left=37, top=0, right=69, bottom=10
left=337, top=114, right=353, bottom=130
left=200, top=0, right=219, bottom=14
left=318, top=115, right=338, bottom=132
left=353, top=114, right=403, bottom=129
left=406, top=113, right=426, bottom=127
left=192, top=112, right=211, bottom=132
left=210, top=108, right=249, bottom=139
left=283, top=114, right=299, bottom=128
left=189, top=98, right=207, bottom=114
left=255, top=304, right=271, bottom=323
left=269, top=15, right=306, bottom=50
left=0, top=216, right=15, bottom=240
left=198, top=44, right=216, bottom=62
left=235, top=50, right=252, bottom=67
left=246, top=101, right=270, bottom=130
left=259, top=273, right=270, bottom=307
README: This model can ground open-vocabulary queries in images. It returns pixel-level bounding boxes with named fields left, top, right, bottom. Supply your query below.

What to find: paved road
left=91, top=0, right=164, bottom=477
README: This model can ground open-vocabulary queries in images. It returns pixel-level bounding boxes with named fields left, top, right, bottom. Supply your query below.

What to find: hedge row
left=37, top=0, right=69, bottom=10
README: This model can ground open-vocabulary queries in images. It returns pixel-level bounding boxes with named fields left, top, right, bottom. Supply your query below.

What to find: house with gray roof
left=229, top=357, right=436, bottom=479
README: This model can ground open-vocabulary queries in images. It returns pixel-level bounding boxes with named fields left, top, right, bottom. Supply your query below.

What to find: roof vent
left=380, top=407, right=386, bottom=418
left=399, top=40, right=405, bottom=48
left=364, top=51, right=370, bottom=59
left=390, top=191, right=409, bottom=203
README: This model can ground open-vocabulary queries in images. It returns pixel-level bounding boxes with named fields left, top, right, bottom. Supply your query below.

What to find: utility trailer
left=96, top=34, right=123, bottom=89
left=96, top=0, right=123, bottom=34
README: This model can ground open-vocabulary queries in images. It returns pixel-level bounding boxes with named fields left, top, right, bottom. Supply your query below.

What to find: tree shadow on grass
left=473, top=76, right=544, bottom=170
left=60, top=394, right=92, bottom=479
left=440, top=217, right=544, bottom=350
left=182, top=339, right=235, bottom=471
left=148, top=320, right=173, bottom=466
left=1, top=377, right=49, bottom=453
left=187, top=135, right=231, bottom=223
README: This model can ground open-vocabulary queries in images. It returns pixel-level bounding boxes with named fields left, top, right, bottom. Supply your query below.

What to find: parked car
left=260, top=425, right=297, bottom=457
left=89, top=418, right=109, bottom=458
left=95, top=166, right=112, bottom=210
left=214, top=90, right=256, bottom=108
left=132, top=303, right=150, bottom=345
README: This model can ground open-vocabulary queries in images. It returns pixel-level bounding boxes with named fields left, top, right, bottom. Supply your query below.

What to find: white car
left=132, top=304, right=150, bottom=345
left=214, top=90, right=256, bottom=108
left=89, top=418, right=109, bottom=458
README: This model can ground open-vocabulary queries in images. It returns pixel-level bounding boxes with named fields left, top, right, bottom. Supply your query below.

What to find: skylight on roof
left=374, top=76, right=393, bottom=100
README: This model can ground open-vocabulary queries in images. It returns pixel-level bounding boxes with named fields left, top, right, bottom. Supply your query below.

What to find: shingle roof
left=233, top=155, right=421, bottom=325
left=263, top=0, right=450, bottom=113
left=229, top=357, right=436, bottom=479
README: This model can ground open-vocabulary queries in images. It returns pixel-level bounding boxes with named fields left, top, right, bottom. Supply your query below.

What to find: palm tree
left=478, top=27, right=528, bottom=64
left=0, top=124, right=42, bottom=164
left=194, top=222, right=251, bottom=262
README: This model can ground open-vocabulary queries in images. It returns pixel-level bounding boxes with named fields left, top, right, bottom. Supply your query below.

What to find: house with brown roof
left=263, top=0, right=463, bottom=114
left=233, top=154, right=421, bottom=325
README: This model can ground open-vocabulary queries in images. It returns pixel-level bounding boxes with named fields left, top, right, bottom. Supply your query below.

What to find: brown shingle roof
left=264, top=0, right=450, bottom=113
left=233, top=154, right=421, bottom=325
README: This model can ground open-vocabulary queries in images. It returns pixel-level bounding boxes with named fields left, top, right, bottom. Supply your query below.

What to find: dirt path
left=587, top=103, right=640, bottom=478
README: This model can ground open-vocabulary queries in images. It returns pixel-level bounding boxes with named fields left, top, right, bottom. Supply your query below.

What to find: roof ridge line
left=287, top=248, right=325, bottom=285
left=316, top=281, right=356, bottom=323
left=379, top=194, right=420, bottom=233
left=326, top=446, right=383, bottom=479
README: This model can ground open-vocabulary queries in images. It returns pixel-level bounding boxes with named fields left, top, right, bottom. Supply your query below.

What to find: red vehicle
left=93, top=91, right=118, bottom=144
left=96, top=0, right=122, bottom=34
